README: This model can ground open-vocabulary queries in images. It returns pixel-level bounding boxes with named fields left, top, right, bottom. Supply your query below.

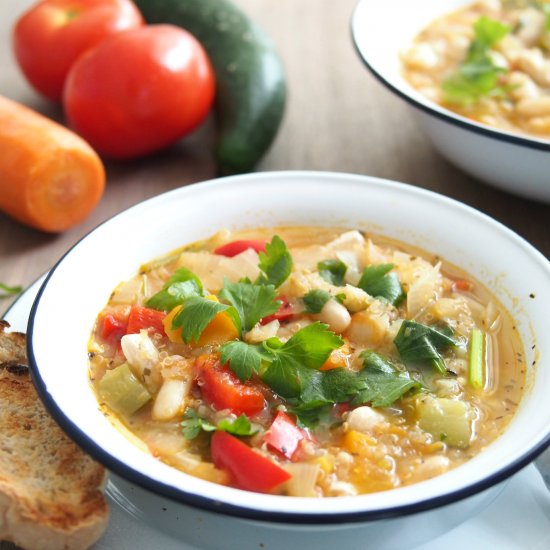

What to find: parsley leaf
left=352, top=351, right=420, bottom=407
left=172, top=296, right=241, bottom=344
left=217, top=414, right=258, bottom=436
left=219, top=279, right=280, bottom=332
left=147, top=267, right=203, bottom=311
left=220, top=340, right=266, bottom=381
left=0, top=282, right=22, bottom=298
left=357, top=264, right=405, bottom=306
left=257, top=235, right=293, bottom=288
left=182, top=410, right=257, bottom=439
left=270, top=322, right=344, bottom=370
left=262, top=323, right=343, bottom=397
left=317, top=259, right=347, bottom=286
left=182, top=409, right=216, bottom=439
left=303, top=289, right=331, bottom=313
left=442, top=16, right=510, bottom=106
left=394, top=320, right=457, bottom=374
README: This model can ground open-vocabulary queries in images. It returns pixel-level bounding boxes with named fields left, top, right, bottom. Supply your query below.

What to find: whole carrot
left=0, top=95, right=105, bottom=232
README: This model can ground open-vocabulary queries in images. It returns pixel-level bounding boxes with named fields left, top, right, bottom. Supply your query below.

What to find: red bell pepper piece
left=260, top=295, right=294, bottom=325
left=195, top=355, right=265, bottom=417
left=126, top=305, right=166, bottom=336
left=264, top=411, right=311, bottom=460
left=214, top=239, right=267, bottom=257
left=211, top=431, right=291, bottom=493
left=100, top=313, right=128, bottom=345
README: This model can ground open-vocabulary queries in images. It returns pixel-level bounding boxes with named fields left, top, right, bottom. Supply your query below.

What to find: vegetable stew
left=89, top=227, right=525, bottom=496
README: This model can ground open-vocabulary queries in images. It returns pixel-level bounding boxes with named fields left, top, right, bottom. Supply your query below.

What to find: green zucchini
left=134, top=0, right=286, bottom=175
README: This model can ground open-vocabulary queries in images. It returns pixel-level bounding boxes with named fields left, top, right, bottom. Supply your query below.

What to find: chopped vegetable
left=317, top=259, right=347, bottom=286
left=0, top=94, right=105, bottom=232
left=214, top=240, right=267, bottom=257
left=394, top=320, right=457, bottom=374
left=211, top=431, right=291, bottom=493
left=303, top=289, right=331, bottom=314
left=264, top=411, right=310, bottom=459
left=100, top=313, right=128, bottom=345
left=98, top=363, right=151, bottom=416
left=259, top=295, right=294, bottom=325
left=126, top=306, right=166, bottom=336
left=468, top=328, right=485, bottom=390
left=195, top=355, right=265, bottom=416
left=417, top=396, right=472, bottom=448
left=357, top=264, right=405, bottom=306
left=442, top=16, right=510, bottom=105
left=257, top=236, right=293, bottom=288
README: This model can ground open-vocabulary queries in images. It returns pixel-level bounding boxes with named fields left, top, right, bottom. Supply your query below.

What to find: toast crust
left=0, top=321, right=109, bottom=550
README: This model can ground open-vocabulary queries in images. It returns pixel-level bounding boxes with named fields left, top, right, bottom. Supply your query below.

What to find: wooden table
left=2, top=0, right=550, bottom=314
left=0, top=1, right=549, bottom=548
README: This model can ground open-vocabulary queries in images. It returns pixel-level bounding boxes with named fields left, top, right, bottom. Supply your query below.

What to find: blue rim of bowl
left=24, top=171, right=550, bottom=525
left=350, top=0, right=550, bottom=153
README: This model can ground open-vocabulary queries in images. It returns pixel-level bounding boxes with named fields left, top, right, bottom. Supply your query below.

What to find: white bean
left=516, top=97, right=550, bottom=118
left=152, top=378, right=190, bottom=421
left=313, top=299, right=351, bottom=334
left=346, top=406, right=387, bottom=433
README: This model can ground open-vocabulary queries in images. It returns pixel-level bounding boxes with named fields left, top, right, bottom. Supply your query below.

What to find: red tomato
left=63, top=24, right=215, bottom=159
left=211, top=431, right=291, bottom=493
left=260, top=295, right=294, bottom=325
left=195, top=356, right=265, bottom=417
left=13, top=0, right=143, bottom=101
left=264, top=411, right=311, bottom=460
left=126, top=305, right=166, bottom=336
left=214, top=240, right=267, bottom=257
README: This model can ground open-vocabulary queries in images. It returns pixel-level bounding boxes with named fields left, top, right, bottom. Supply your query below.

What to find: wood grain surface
left=0, top=0, right=549, bottom=546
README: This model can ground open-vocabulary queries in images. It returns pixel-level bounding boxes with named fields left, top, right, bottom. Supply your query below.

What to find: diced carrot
left=452, top=279, right=473, bottom=292
left=0, top=94, right=105, bottom=232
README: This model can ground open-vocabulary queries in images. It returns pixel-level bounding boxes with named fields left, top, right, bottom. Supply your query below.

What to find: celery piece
left=417, top=397, right=472, bottom=448
left=468, top=329, right=485, bottom=390
left=98, top=363, right=151, bottom=416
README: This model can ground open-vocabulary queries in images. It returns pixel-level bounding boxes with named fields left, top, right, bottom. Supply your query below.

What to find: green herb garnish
left=182, top=410, right=257, bottom=439
left=442, top=16, right=510, bottom=105
left=219, top=279, right=280, bottom=332
left=220, top=340, right=267, bottom=381
left=0, top=282, right=22, bottom=298
left=317, top=259, right=347, bottom=286
left=357, top=264, right=405, bottom=306
left=171, top=296, right=241, bottom=343
left=257, top=235, right=293, bottom=288
left=352, top=351, right=420, bottom=408
left=394, top=320, right=457, bottom=375
left=303, top=289, right=331, bottom=313
left=146, top=267, right=203, bottom=311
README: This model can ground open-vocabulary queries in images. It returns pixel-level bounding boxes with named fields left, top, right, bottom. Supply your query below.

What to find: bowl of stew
left=28, top=171, right=550, bottom=549
left=351, top=0, right=550, bottom=203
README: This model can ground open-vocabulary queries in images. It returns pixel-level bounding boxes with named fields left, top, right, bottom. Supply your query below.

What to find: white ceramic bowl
left=351, top=0, right=550, bottom=203
left=28, top=171, right=550, bottom=549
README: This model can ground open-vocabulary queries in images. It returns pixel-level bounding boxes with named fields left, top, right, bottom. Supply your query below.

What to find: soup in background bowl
left=351, top=0, right=550, bottom=202
left=27, top=171, right=550, bottom=549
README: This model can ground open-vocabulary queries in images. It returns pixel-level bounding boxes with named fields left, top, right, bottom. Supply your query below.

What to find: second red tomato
left=63, top=24, right=216, bottom=159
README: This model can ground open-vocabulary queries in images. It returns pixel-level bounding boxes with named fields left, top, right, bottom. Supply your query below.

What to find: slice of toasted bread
left=0, top=320, right=109, bottom=550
